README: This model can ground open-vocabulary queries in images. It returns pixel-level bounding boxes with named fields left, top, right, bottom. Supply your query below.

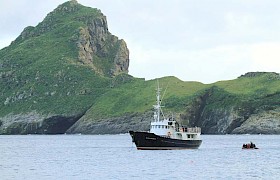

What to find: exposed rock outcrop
left=239, top=72, right=280, bottom=79
left=76, top=16, right=129, bottom=77
left=232, top=108, right=280, bottom=134
left=0, top=111, right=84, bottom=134
left=66, top=112, right=151, bottom=134
left=179, top=87, right=280, bottom=134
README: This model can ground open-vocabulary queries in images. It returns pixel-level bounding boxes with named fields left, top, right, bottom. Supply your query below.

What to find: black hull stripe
left=137, top=147, right=199, bottom=150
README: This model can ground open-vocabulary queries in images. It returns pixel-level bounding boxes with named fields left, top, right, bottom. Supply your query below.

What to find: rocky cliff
left=181, top=84, right=280, bottom=134
left=75, top=16, right=129, bottom=76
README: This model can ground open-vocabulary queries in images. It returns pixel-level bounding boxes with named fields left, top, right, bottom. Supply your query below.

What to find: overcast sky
left=1, top=0, right=280, bottom=83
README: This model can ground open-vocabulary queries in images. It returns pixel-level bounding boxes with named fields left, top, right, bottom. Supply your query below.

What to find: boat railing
left=187, top=127, right=201, bottom=133
left=176, top=127, right=201, bottom=133
left=179, top=127, right=201, bottom=133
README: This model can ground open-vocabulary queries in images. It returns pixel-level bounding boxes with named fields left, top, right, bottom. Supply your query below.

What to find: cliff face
left=76, top=17, right=129, bottom=76
left=232, top=108, right=280, bottom=134
left=66, top=112, right=151, bottom=134
left=179, top=81, right=280, bottom=135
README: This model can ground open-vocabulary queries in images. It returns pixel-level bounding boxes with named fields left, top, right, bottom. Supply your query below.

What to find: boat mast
left=153, top=81, right=162, bottom=122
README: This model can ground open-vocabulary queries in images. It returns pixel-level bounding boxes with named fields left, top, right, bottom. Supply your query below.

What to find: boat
left=129, top=83, right=202, bottom=150
left=242, top=142, right=259, bottom=149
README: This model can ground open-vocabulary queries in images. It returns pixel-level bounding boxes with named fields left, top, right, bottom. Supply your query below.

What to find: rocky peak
left=239, top=72, right=280, bottom=79
left=14, top=1, right=82, bottom=43
left=52, top=0, right=80, bottom=14
left=75, top=12, right=129, bottom=77
left=12, top=0, right=129, bottom=77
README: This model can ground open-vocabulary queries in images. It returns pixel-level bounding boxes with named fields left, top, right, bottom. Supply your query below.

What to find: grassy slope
left=82, top=76, right=210, bottom=121
left=82, top=73, right=280, bottom=122
left=0, top=2, right=112, bottom=116
left=214, top=74, right=280, bottom=95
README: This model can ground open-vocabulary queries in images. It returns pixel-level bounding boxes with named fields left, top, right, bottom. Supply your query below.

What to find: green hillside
left=84, top=76, right=207, bottom=119
left=66, top=72, right=280, bottom=135
left=0, top=0, right=127, bottom=117
left=82, top=72, right=280, bottom=119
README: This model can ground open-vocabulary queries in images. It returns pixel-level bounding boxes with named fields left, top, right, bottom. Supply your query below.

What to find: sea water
left=0, top=134, right=279, bottom=180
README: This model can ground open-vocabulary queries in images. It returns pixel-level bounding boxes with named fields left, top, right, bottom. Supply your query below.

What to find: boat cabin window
left=165, top=126, right=167, bottom=129
left=168, top=122, right=172, bottom=125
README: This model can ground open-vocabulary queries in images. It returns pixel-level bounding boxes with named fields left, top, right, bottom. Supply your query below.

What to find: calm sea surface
left=0, top=134, right=279, bottom=180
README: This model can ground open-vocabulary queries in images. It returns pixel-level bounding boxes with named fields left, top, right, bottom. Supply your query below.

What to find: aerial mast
left=153, top=81, right=162, bottom=122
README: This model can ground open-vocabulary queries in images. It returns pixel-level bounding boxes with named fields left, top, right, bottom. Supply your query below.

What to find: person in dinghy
left=242, top=142, right=258, bottom=149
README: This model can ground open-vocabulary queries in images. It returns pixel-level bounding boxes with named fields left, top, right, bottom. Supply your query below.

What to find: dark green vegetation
left=2, top=1, right=101, bottom=115
left=1, top=1, right=280, bottom=134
